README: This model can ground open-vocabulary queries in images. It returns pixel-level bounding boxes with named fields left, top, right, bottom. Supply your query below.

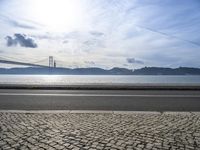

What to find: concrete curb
left=0, top=110, right=198, bottom=115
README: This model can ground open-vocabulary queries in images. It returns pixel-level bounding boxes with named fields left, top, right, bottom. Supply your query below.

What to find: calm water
left=0, top=75, right=200, bottom=85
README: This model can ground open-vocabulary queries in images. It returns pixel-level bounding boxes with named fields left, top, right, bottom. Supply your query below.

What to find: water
left=0, top=75, right=200, bottom=85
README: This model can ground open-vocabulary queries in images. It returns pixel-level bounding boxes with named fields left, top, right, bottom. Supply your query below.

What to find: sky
left=0, top=0, right=200, bottom=69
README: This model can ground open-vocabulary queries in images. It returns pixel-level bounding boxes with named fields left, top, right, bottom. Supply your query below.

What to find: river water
left=0, top=75, right=200, bottom=85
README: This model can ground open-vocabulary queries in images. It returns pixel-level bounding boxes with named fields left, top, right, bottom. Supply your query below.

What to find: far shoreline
left=1, top=74, right=200, bottom=76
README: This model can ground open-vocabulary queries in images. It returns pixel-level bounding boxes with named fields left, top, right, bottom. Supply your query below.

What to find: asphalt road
left=0, top=89, right=200, bottom=111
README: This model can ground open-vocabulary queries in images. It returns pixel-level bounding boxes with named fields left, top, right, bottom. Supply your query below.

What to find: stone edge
left=0, top=110, right=199, bottom=115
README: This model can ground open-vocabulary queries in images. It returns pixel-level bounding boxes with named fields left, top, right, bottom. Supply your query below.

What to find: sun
left=30, top=0, right=84, bottom=32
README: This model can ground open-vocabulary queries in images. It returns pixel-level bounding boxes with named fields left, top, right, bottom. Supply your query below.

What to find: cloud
left=64, top=31, right=80, bottom=39
left=83, top=38, right=105, bottom=51
left=63, top=40, right=68, bottom=44
left=5, top=33, right=38, bottom=48
left=9, top=19, right=36, bottom=29
left=127, top=58, right=144, bottom=64
left=0, top=14, right=38, bottom=29
left=83, top=40, right=96, bottom=46
left=85, top=61, right=95, bottom=65
left=90, top=31, right=104, bottom=37
left=5, top=36, right=17, bottom=47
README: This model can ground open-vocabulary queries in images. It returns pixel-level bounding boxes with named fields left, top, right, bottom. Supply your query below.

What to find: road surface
left=0, top=89, right=200, bottom=111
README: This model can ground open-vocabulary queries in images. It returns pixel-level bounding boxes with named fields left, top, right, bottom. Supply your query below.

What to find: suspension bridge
left=0, top=55, right=59, bottom=68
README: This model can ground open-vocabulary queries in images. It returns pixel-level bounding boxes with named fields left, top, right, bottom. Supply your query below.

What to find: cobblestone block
left=0, top=112, right=200, bottom=149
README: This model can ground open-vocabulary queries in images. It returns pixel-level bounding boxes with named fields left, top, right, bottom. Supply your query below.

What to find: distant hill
left=0, top=67, right=200, bottom=75
left=133, top=67, right=200, bottom=75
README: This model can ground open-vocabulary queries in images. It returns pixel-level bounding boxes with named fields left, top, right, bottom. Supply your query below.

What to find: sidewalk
left=0, top=111, right=200, bottom=150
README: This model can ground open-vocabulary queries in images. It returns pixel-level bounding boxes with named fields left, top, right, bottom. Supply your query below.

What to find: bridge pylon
left=49, top=56, right=53, bottom=67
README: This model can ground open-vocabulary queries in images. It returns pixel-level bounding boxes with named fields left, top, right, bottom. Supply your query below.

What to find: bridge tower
left=49, top=56, right=54, bottom=67
left=54, top=61, right=56, bottom=68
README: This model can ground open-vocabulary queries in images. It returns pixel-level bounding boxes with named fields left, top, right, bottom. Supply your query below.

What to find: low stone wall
left=0, top=84, right=200, bottom=90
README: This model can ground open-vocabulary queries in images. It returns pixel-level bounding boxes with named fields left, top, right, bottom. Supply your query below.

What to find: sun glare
left=31, top=0, right=84, bottom=32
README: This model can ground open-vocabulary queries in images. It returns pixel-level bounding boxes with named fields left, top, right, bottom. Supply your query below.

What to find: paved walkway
left=0, top=111, right=200, bottom=150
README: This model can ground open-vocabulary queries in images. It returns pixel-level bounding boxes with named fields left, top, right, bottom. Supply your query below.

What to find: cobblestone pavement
left=0, top=112, right=200, bottom=150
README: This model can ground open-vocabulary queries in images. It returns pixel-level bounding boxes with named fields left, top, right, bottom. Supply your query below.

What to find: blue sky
left=0, top=0, right=200, bottom=68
